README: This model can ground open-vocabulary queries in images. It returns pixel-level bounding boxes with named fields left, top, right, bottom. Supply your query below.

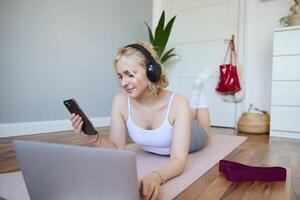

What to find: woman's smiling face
left=115, top=54, right=150, bottom=98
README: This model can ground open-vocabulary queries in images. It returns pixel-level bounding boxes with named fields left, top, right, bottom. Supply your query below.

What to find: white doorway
left=159, top=0, right=244, bottom=127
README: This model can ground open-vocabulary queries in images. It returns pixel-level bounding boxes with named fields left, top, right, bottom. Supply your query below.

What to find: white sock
left=194, top=68, right=211, bottom=88
left=196, top=92, right=208, bottom=108
left=189, top=69, right=211, bottom=108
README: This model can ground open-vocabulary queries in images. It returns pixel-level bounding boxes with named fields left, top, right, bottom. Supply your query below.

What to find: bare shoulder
left=169, top=94, right=190, bottom=121
left=112, top=92, right=128, bottom=117
left=173, top=94, right=190, bottom=110
left=168, top=93, right=191, bottom=126
left=112, top=92, right=127, bottom=106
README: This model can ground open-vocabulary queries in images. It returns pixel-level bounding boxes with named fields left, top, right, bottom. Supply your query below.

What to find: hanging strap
left=230, top=39, right=237, bottom=66
left=223, top=38, right=237, bottom=66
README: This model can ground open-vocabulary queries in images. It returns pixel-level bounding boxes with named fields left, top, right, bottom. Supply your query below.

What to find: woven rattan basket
left=237, top=112, right=270, bottom=134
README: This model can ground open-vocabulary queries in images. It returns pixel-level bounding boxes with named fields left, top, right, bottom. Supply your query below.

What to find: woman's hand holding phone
left=70, top=113, right=84, bottom=134
left=70, top=113, right=98, bottom=142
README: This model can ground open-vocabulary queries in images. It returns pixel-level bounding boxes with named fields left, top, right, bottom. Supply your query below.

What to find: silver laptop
left=13, top=140, right=140, bottom=200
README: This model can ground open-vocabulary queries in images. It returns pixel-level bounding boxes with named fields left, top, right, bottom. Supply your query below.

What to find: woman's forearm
left=155, top=157, right=187, bottom=184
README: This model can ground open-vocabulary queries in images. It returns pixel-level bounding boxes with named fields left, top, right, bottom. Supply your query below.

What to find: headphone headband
left=125, top=44, right=155, bottom=63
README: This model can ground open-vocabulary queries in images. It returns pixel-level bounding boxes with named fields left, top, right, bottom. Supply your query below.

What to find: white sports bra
left=126, top=93, right=176, bottom=155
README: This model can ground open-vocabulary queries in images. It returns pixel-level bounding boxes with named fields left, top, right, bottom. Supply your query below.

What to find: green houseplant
left=144, top=11, right=177, bottom=64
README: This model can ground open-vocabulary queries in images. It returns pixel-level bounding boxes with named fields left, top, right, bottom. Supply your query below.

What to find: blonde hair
left=113, top=41, right=169, bottom=95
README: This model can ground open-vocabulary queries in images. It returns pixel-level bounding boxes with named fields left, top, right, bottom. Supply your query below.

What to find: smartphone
left=63, top=98, right=97, bottom=135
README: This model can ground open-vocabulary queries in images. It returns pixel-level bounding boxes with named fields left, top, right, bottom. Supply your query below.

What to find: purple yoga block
left=219, top=160, right=286, bottom=182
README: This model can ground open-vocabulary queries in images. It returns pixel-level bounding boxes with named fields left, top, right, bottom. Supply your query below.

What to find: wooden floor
left=1, top=127, right=299, bottom=200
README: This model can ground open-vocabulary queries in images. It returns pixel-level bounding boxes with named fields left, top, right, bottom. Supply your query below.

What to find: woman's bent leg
left=195, top=108, right=212, bottom=141
left=188, top=69, right=212, bottom=153
left=189, top=122, right=209, bottom=153
left=189, top=107, right=212, bottom=152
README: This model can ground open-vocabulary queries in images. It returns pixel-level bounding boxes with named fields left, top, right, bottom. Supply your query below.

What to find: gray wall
left=0, top=0, right=152, bottom=123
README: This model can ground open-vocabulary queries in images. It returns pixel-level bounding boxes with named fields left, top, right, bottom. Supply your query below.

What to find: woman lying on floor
left=70, top=41, right=212, bottom=200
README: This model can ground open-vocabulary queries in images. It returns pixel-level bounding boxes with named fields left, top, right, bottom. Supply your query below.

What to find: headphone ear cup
left=146, top=62, right=162, bottom=82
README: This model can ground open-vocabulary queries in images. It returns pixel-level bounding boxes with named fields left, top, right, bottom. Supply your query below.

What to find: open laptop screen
left=13, top=140, right=140, bottom=200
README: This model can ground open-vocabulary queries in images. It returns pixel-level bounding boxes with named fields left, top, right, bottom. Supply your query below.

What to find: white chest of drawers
left=271, top=26, right=300, bottom=139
